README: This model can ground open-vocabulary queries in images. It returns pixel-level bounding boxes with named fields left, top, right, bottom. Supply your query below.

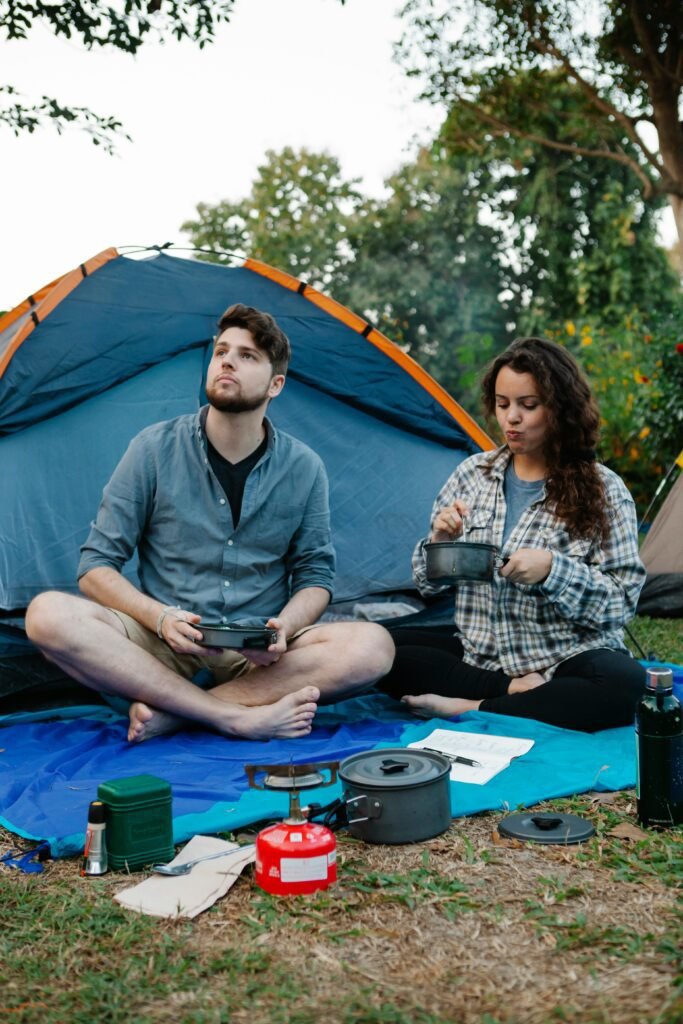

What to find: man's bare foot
left=228, top=687, right=320, bottom=740
left=127, top=686, right=320, bottom=744
left=128, top=702, right=184, bottom=742
left=401, top=694, right=481, bottom=719
left=507, top=672, right=545, bottom=695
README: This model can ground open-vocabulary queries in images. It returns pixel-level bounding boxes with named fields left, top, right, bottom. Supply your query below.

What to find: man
left=26, top=304, right=395, bottom=742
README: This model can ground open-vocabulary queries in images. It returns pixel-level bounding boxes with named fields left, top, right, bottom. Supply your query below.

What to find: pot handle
left=378, top=758, right=410, bottom=775
left=345, top=793, right=383, bottom=825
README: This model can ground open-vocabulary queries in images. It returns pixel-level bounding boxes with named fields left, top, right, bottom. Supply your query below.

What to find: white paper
left=114, top=835, right=255, bottom=919
left=409, top=729, right=534, bottom=785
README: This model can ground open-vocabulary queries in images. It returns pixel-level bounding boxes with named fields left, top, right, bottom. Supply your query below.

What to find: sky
left=1, top=0, right=444, bottom=311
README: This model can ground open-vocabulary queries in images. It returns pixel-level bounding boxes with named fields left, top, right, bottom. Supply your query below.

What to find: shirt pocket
left=259, top=503, right=305, bottom=556
left=537, top=523, right=593, bottom=561
left=463, top=508, right=494, bottom=540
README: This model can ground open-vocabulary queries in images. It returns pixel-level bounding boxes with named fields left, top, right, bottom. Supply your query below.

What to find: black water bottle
left=635, top=668, right=683, bottom=828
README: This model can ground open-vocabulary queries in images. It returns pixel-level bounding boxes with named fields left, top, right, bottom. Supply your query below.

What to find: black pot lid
left=339, top=747, right=450, bottom=788
left=498, top=812, right=595, bottom=845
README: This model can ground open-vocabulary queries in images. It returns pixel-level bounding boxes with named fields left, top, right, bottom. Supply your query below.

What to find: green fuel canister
left=97, top=774, right=174, bottom=870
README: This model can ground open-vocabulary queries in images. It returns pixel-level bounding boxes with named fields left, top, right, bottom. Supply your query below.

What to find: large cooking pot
left=425, top=540, right=505, bottom=585
left=337, top=748, right=452, bottom=844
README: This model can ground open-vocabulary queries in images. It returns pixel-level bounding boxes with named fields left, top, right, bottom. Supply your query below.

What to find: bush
left=546, top=308, right=683, bottom=514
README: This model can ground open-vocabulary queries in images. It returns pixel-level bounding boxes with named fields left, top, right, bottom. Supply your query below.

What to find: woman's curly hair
left=481, top=337, right=610, bottom=541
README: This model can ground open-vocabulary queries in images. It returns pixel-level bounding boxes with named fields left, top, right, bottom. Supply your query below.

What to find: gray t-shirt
left=502, top=460, right=545, bottom=545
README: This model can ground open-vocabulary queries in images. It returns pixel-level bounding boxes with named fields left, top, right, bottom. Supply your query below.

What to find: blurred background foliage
left=182, top=2, right=683, bottom=517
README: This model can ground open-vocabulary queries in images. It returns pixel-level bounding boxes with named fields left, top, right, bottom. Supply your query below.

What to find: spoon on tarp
left=152, top=844, right=255, bottom=876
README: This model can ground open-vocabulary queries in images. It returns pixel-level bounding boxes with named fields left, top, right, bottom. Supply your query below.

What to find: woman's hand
left=430, top=500, right=470, bottom=542
left=500, top=548, right=553, bottom=585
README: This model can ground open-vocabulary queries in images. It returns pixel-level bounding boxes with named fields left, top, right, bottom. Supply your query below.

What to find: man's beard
left=206, top=381, right=270, bottom=414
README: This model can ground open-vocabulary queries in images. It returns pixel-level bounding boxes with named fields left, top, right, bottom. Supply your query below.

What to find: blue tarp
left=0, top=695, right=650, bottom=858
left=0, top=252, right=482, bottom=617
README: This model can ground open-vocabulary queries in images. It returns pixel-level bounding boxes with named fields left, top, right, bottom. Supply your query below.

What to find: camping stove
left=244, top=761, right=339, bottom=896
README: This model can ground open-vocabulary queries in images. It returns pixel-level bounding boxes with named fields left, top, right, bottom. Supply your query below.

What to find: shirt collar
left=486, top=445, right=513, bottom=481
left=196, top=406, right=276, bottom=454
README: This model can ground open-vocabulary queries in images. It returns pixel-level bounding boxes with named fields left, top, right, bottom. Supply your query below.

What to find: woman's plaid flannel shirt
left=412, top=447, right=646, bottom=679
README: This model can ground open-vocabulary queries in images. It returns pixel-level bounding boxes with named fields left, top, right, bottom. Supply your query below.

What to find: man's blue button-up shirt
left=78, top=410, right=335, bottom=623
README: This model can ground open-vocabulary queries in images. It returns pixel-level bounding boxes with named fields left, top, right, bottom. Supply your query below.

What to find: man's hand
left=160, top=609, right=222, bottom=656
left=430, top=499, right=471, bottom=542
left=238, top=616, right=288, bottom=667
left=500, top=548, right=553, bottom=585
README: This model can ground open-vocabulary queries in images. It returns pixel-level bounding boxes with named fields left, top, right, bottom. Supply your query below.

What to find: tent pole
left=638, top=448, right=683, bottom=531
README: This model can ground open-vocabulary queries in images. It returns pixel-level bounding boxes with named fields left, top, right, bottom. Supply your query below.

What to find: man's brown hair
left=216, top=304, right=291, bottom=375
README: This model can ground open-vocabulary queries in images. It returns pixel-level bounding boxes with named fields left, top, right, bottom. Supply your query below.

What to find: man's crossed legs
left=25, top=593, right=395, bottom=743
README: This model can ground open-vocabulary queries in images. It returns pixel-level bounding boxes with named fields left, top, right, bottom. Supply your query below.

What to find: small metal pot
left=425, top=540, right=504, bottom=585
left=338, top=748, right=452, bottom=844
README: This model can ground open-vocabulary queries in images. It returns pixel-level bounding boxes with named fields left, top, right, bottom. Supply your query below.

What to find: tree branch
left=629, top=0, right=683, bottom=87
left=527, top=32, right=664, bottom=174
left=0, top=86, right=131, bottom=154
left=452, top=97, right=660, bottom=198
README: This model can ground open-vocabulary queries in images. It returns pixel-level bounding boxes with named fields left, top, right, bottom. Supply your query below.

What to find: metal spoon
left=459, top=511, right=470, bottom=540
left=152, top=844, right=254, bottom=876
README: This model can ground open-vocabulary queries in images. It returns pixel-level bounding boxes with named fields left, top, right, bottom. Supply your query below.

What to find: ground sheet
left=2, top=660, right=679, bottom=858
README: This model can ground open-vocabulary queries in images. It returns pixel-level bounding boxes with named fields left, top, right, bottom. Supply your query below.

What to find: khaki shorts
left=110, top=609, right=254, bottom=686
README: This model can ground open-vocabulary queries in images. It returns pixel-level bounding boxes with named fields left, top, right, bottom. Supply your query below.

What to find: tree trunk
left=668, top=193, right=683, bottom=267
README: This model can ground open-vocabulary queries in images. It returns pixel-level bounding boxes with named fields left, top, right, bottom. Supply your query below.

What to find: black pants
left=378, top=627, right=646, bottom=733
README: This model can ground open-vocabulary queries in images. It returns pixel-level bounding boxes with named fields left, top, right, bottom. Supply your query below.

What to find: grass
left=625, top=616, right=683, bottom=663
left=0, top=615, right=681, bottom=1024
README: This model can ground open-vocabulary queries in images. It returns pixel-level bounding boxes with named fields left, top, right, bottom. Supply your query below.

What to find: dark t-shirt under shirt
left=200, top=408, right=267, bottom=527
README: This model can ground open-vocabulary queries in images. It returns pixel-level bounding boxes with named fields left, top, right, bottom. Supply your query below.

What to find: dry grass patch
left=1, top=793, right=681, bottom=1024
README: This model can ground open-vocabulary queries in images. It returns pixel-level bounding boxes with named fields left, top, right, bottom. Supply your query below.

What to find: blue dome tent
left=0, top=247, right=492, bottom=698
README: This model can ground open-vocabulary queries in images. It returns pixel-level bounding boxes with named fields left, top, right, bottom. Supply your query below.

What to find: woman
left=380, top=337, right=646, bottom=732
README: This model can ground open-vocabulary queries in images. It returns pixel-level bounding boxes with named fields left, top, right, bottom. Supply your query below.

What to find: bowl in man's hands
left=198, top=623, right=278, bottom=649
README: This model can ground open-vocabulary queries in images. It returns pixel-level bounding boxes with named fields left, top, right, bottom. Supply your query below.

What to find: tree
left=437, top=71, right=680, bottom=333
left=1, top=1, right=235, bottom=151
left=182, top=144, right=511, bottom=411
left=182, top=147, right=366, bottom=290
left=338, top=146, right=510, bottom=412
left=398, top=1, right=683, bottom=256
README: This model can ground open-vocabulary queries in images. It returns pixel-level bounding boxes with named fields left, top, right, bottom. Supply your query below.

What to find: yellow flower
left=581, top=324, right=591, bottom=335
left=639, top=426, right=651, bottom=440
left=629, top=446, right=639, bottom=461
left=581, top=336, right=592, bottom=347
left=565, top=321, right=576, bottom=336
left=622, top=351, right=632, bottom=360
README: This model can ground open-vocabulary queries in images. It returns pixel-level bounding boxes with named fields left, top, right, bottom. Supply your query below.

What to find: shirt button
left=223, top=580, right=230, bottom=587
left=227, top=539, right=233, bottom=546
left=219, top=498, right=226, bottom=505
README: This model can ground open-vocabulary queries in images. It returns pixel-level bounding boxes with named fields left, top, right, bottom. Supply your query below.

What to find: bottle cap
left=645, top=668, right=674, bottom=692
left=88, top=800, right=106, bottom=825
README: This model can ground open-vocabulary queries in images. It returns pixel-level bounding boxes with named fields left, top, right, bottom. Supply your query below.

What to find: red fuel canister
left=245, top=761, right=339, bottom=896
left=255, top=819, right=336, bottom=895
